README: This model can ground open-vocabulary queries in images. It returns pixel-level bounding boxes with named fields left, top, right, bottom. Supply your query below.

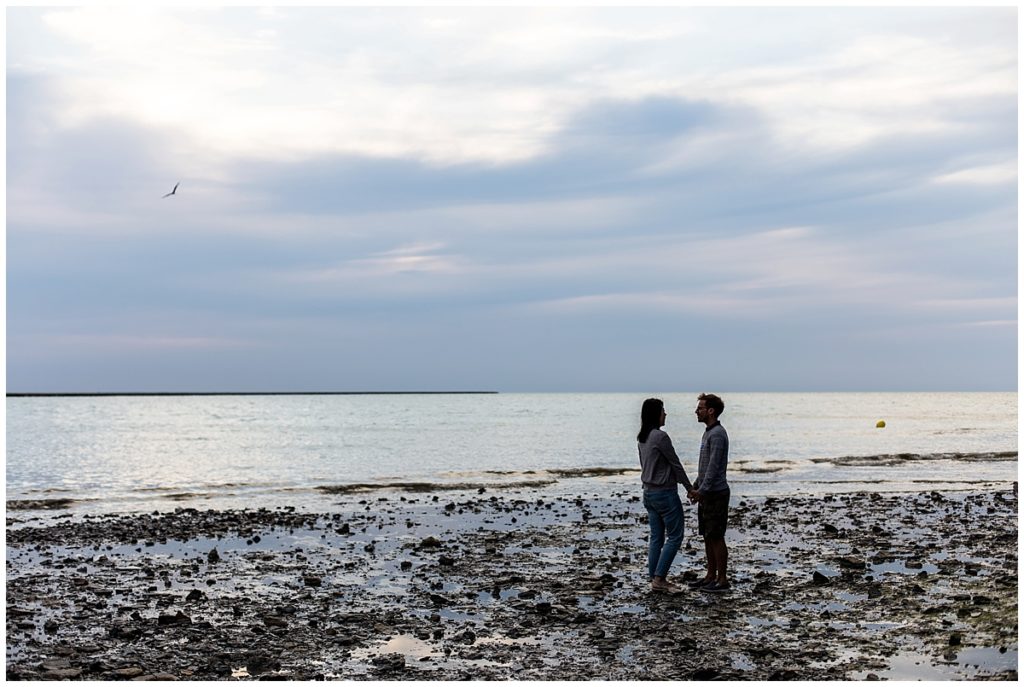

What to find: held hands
left=687, top=489, right=702, bottom=503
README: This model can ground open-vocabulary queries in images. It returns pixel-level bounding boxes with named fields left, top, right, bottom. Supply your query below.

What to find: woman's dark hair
left=637, top=398, right=664, bottom=443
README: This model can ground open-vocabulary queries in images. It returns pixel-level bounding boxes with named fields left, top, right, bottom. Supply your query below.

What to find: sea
left=5, top=392, right=1018, bottom=517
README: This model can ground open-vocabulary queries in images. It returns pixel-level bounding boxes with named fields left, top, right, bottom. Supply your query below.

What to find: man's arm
left=697, top=433, right=727, bottom=495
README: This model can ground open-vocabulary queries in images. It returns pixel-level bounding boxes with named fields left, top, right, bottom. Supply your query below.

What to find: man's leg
left=698, top=502, right=715, bottom=583
left=704, top=539, right=715, bottom=579
left=710, top=537, right=728, bottom=584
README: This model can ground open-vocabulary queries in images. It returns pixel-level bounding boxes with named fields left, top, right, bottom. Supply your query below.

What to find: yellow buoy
left=876, top=420, right=886, bottom=428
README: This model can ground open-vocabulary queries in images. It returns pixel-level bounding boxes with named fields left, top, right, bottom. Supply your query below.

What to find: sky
left=5, top=6, right=1018, bottom=393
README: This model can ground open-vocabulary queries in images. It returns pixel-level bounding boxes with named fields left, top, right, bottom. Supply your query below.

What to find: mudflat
left=6, top=487, right=1018, bottom=680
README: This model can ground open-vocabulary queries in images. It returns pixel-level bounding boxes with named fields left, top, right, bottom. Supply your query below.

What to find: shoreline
left=6, top=486, right=1018, bottom=680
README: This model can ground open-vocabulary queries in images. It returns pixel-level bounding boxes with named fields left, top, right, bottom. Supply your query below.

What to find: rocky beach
left=6, top=485, right=1018, bottom=680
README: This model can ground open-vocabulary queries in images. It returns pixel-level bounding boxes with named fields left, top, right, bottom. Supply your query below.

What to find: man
left=687, top=393, right=731, bottom=593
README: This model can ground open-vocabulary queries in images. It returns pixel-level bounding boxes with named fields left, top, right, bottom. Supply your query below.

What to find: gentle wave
left=134, top=482, right=280, bottom=493
left=317, top=479, right=558, bottom=494
left=8, top=498, right=88, bottom=510
left=812, top=451, right=1018, bottom=467
left=440, top=467, right=637, bottom=479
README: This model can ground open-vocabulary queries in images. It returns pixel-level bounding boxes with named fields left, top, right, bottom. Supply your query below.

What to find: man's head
left=695, top=393, right=725, bottom=425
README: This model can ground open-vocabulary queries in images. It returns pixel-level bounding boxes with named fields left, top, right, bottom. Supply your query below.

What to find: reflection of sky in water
left=7, top=392, right=1017, bottom=513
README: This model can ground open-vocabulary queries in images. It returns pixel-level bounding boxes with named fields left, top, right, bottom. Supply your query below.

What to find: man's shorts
left=698, top=488, right=730, bottom=540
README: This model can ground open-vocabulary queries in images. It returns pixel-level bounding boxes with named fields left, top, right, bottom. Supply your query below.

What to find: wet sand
left=6, top=486, right=1018, bottom=680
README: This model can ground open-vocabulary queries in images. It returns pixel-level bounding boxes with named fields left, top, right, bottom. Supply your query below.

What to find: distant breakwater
left=7, top=391, right=499, bottom=397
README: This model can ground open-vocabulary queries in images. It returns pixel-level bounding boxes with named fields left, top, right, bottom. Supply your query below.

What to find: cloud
left=6, top=7, right=1017, bottom=392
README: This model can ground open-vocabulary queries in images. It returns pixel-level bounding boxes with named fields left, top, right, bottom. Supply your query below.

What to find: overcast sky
left=6, top=6, right=1018, bottom=392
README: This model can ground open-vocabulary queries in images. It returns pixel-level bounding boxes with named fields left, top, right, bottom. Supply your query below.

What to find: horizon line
left=6, top=391, right=501, bottom=398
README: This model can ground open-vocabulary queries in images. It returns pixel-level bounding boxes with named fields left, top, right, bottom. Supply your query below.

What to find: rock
left=303, top=576, right=322, bottom=587
left=371, top=653, right=405, bottom=672
left=836, top=556, right=866, bottom=570
left=114, top=667, right=146, bottom=678
left=768, top=669, right=799, bottom=680
left=157, top=611, right=192, bottom=626
left=41, top=659, right=73, bottom=671
left=823, top=524, right=839, bottom=535
left=246, top=653, right=280, bottom=675
left=109, top=625, right=144, bottom=641
left=812, top=571, right=830, bottom=585
left=439, top=554, right=456, bottom=566
left=400, top=561, right=413, bottom=571
left=44, top=668, right=84, bottom=679
left=207, top=548, right=220, bottom=564
left=132, top=672, right=178, bottom=680
left=185, top=589, right=204, bottom=602
left=949, top=632, right=962, bottom=646
left=419, top=536, right=442, bottom=549
left=263, top=616, right=288, bottom=628
left=691, top=668, right=720, bottom=680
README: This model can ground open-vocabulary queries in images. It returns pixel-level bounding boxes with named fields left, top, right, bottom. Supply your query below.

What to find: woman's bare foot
left=651, top=579, right=681, bottom=593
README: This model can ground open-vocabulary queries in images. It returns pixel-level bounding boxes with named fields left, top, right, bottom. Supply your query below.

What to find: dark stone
left=769, top=669, right=800, bottom=680
left=246, top=653, right=281, bottom=675
left=691, top=668, right=720, bottom=680
left=371, top=653, right=405, bottom=672
left=812, top=571, right=830, bottom=585
left=207, top=548, right=221, bottom=564
left=836, top=556, right=866, bottom=570
left=157, top=611, right=192, bottom=626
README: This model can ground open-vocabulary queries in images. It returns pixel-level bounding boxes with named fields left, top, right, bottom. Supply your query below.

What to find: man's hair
left=699, top=393, right=725, bottom=417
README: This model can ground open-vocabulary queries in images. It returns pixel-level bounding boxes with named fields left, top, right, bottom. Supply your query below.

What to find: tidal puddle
left=851, top=650, right=962, bottom=680
left=954, top=646, right=1018, bottom=674
left=870, top=560, right=939, bottom=575
left=370, top=634, right=436, bottom=659
left=834, top=591, right=868, bottom=603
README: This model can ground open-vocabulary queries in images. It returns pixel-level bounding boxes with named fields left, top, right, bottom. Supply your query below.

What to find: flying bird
left=162, top=182, right=180, bottom=198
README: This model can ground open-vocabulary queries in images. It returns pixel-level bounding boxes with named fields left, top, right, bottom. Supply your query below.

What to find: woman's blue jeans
left=643, top=489, right=684, bottom=579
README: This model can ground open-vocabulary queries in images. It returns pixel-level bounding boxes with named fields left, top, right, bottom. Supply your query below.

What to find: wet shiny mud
left=6, top=487, right=1018, bottom=680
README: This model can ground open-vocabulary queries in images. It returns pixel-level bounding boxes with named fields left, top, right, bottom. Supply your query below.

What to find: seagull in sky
left=162, top=181, right=180, bottom=198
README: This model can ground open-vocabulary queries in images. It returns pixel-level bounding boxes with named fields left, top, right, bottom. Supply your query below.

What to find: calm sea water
left=6, top=392, right=1017, bottom=515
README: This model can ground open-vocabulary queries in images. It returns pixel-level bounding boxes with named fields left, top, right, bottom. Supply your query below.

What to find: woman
left=637, top=398, right=694, bottom=593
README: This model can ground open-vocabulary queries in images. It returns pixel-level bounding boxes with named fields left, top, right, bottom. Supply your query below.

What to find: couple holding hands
left=637, top=393, right=731, bottom=594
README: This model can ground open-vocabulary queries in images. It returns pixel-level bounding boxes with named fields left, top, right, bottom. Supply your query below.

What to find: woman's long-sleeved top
left=638, top=428, right=693, bottom=493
